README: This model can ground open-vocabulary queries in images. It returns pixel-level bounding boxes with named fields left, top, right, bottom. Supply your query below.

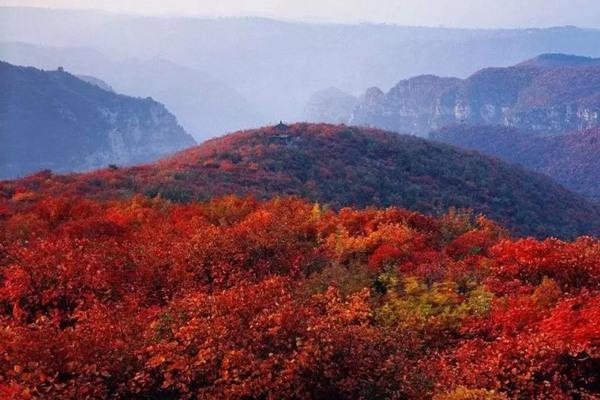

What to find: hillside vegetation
left=431, top=125, right=600, bottom=201
left=3, top=124, right=600, bottom=238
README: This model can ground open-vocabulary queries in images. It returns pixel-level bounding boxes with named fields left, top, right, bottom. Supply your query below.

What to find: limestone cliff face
left=349, top=54, right=600, bottom=136
left=0, top=61, right=195, bottom=178
left=351, top=75, right=460, bottom=134
left=80, top=99, right=194, bottom=170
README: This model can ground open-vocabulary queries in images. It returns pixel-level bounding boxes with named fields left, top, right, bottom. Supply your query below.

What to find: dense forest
left=0, top=193, right=598, bottom=399
left=431, top=125, right=600, bottom=201
left=3, top=123, right=600, bottom=239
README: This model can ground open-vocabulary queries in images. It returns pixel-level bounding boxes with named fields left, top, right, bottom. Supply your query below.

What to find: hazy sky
left=1, top=0, right=600, bottom=28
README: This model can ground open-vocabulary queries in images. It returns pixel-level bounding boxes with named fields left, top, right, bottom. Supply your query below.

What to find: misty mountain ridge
left=303, top=87, right=358, bottom=124
left=0, top=41, right=264, bottom=139
left=518, top=53, right=600, bottom=67
left=0, top=60, right=195, bottom=178
left=2, top=7, right=600, bottom=139
left=76, top=74, right=114, bottom=91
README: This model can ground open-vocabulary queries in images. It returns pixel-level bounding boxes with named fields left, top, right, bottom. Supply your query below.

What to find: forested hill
left=3, top=123, right=600, bottom=238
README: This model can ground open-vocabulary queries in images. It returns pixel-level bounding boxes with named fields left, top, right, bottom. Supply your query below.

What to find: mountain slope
left=350, top=54, right=600, bottom=136
left=430, top=124, right=600, bottom=201
left=103, top=57, right=263, bottom=138
left=0, top=42, right=263, bottom=139
left=518, top=53, right=600, bottom=67
left=0, top=61, right=195, bottom=178
left=4, top=123, right=600, bottom=239
left=76, top=74, right=113, bottom=91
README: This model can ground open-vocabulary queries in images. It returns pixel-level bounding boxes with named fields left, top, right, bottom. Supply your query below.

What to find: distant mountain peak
left=519, top=53, right=600, bottom=67
left=303, top=87, right=358, bottom=124
left=364, top=86, right=385, bottom=99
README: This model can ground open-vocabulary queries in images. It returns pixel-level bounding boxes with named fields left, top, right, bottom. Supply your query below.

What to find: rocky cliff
left=0, top=61, right=195, bottom=178
left=350, top=54, right=600, bottom=136
left=350, top=75, right=461, bottom=134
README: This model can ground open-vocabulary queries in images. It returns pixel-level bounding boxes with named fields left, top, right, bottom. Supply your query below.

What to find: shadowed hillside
left=431, top=124, right=600, bottom=201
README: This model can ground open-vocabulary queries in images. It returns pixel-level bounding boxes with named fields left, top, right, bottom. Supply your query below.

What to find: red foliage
left=368, top=244, right=404, bottom=271
left=0, top=194, right=598, bottom=398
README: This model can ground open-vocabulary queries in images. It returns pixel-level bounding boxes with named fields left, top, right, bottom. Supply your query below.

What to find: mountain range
left=0, top=42, right=263, bottom=139
left=2, top=8, right=600, bottom=399
left=3, top=7, right=600, bottom=139
left=319, top=54, right=600, bottom=136
left=0, top=61, right=195, bottom=178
